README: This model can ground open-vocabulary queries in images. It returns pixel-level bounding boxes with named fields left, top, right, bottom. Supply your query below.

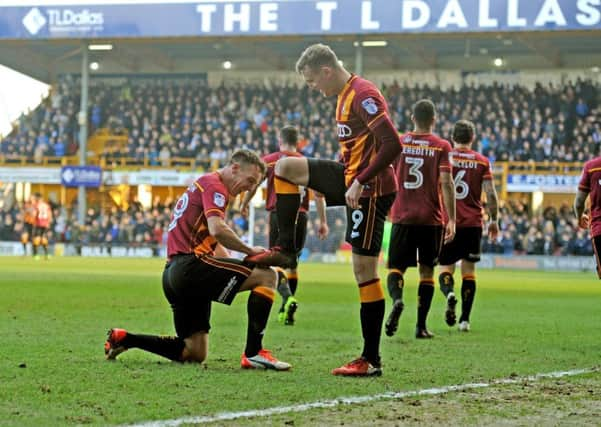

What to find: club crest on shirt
left=361, top=98, right=378, bottom=115
left=213, top=192, right=226, bottom=207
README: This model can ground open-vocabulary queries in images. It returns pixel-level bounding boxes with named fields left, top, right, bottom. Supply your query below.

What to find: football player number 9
left=168, top=193, right=189, bottom=231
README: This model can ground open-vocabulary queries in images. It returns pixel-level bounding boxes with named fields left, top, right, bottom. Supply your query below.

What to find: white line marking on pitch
left=127, top=367, right=598, bottom=427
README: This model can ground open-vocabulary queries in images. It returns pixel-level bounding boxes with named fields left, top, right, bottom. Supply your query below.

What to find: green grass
left=1, top=258, right=600, bottom=426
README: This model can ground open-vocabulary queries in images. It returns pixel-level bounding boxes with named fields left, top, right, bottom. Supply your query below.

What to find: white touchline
left=126, top=367, right=598, bottom=427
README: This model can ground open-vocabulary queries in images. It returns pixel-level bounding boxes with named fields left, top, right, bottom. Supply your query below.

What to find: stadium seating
left=1, top=77, right=599, bottom=166
left=0, top=77, right=596, bottom=256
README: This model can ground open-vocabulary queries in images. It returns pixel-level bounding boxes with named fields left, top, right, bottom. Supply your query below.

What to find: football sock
left=438, top=272, right=454, bottom=297
left=417, top=280, right=435, bottom=329
left=287, top=272, right=298, bottom=295
left=358, top=278, right=385, bottom=365
left=245, top=286, right=274, bottom=357
left=122, top=333, right=186, bottom=361
left=274, top=177, right=300, bottom=252
left=275, top=268, right=292, bottom=301
left=460, top=276, right=476, bottom=322
left=32, top=237, right=39, bottom=256
left=386, top=269, right=404, bottom=302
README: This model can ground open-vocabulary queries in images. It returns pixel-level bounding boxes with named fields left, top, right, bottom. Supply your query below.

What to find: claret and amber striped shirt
left=167, top=172, right=230, bottom=259
left=336, top=74, right=398, bottom=197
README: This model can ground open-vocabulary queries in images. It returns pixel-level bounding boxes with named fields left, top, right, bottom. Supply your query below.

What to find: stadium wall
left=0, top=241, right=594, bottom=273
left=207, top=69, right=601, bottom=88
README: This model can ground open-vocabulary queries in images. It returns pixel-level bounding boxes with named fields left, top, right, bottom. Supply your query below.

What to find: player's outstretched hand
left=444, top=219, right=456, bottom=244
left=488, top=221, right=499, bottom=240
left=578, top=213, right=590, bottom=229
left=345, top=179, right=364, bottom=209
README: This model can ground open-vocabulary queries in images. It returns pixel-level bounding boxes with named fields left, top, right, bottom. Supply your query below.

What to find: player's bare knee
left=186, top=350, right=206, bottom=364
left=257, top=267, right=277, bottom=289
left=183, top=334, right=208, bottom=363
left=274, top=157, right=293, bottom=179
left=419, top=264, right=434, bottom=280
left=352, top=255, right=378, bottom=282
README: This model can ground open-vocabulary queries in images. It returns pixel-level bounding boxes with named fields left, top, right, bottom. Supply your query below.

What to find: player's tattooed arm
left=483, top=180, right=499, bottom=222
left=573, top=190, right=590, bottom=229
left=483, top=179, right=499, bottom=239
left=441, top=171, right=456, bottom=222
left=440, top=171, right=456, bottom=243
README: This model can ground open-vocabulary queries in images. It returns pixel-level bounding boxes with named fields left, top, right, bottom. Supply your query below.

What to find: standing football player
left=438, top=120, right=499, bottom=332
left=31, top=193, right=53, bottom=260
left=246, top=43, right=401, bottom=376
left=385, top=99, right=456, bottom=339
left=574, top=153, right=601, bottom=279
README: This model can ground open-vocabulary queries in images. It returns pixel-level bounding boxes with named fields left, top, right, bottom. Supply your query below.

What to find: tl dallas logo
left=22, top=7, right=46, bottom=35
left=22, top=7, right=104, bottom=35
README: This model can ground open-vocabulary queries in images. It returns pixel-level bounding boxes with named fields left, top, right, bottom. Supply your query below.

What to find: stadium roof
left=1, top=0, right=599, bottom=82
left=1, top=31, right=600, bottom=83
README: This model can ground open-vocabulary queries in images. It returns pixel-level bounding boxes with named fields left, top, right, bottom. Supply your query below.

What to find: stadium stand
left=0, top=75, right=597, bottom=258
left=1, top=77, right=599, bottom=167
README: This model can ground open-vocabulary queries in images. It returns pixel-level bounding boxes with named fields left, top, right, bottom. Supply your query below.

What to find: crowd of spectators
left=1, top=76, right=600, bottom=167
left=0, top=75, right=597, bottom=258
left=0, top=195, right=593, bottom=257
left=0, top=196, right=171, bottom=255
left=481, top=199, right=593, bottom=256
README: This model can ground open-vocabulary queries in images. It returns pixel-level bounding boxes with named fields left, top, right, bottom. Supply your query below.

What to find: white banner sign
left=0, top=167, right=61, bottom=183
left=506, top=174, right=580, bottom=193
left=0, top=241, right=25, bottom=255
left=102, top=170, right=199, bottom=187
left=79, top=245, right=156, bottom=257
left=0, top=167, right=198, bottom=187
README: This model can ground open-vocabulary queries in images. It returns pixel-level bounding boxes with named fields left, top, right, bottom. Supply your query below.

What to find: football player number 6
left=453, top=170, right=469, bottom=200
left=403, top=157, right=424, bottom=189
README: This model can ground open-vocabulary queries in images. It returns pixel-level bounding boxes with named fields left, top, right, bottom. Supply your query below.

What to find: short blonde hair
left=295, top=43, right=340, bottom=73
left=229, top=149, right=267, bottom=176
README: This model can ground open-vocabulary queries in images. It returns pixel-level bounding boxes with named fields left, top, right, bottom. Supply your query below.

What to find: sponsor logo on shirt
left=361, top=98, right=378, bottom=115
left=337, top=124, right=352, bottom=138
left=213, top=192, right=226, bottom=207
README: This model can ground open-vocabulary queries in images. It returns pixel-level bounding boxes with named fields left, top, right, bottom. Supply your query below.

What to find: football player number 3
left=403, top=157, right=424, bottom=189
left=453, top=170, right=469, bottom=200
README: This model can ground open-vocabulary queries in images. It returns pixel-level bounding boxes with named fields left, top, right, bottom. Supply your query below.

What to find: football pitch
left=1, top=258, right=600, bottom=426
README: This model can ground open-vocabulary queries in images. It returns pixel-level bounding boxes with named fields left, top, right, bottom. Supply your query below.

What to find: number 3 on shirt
left=403, top=157, right=424, bottom=189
